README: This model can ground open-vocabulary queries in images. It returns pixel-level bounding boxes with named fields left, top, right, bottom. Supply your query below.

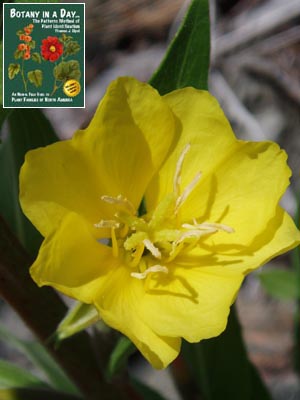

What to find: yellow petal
left=182, top=141, right=291, bottom=247
left=206, top=206, right=300, bottom=274
left=30, top=212, right=116, bottom=303
left=145, top=87, right=291, bottom=247
left=74, top=77, right=175, bottom=209
left=20, top=141, right=107, bottom=237
left=94, top=265, right=181, bottom=369
left=20, top=77, right=175, bottom=237
left=145, top=87, right=236, bottom=210
left=140, top=206, right=299, bottom=340
left=137, top=263, right=244, bottom=342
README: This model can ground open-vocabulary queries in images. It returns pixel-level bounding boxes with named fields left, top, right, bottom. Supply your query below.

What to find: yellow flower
left=20, top=77, right=300, bottom=369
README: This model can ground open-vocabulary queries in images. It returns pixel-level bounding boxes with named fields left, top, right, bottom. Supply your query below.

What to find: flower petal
left=207, top=206, right=300, bottom=274
left=30, top=212, right=116, bottom=303
left=94, top=265, right=181, bottom=369
left=20, top=77, right=175, bottom=237
left=20, top=140, right=108, bottom=237
left=181, top=140, right=291, bottom=247
left=136, top=206, right=300, bottom=340
left=145, top=87, right=236, bottom=210
left=74, top=77, right=175, bottom=209
left=138, top=263, right=244, bottom=342
left=146, top=87, right=291, bottom=246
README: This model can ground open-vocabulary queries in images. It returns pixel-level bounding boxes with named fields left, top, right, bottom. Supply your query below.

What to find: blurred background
left=1, top=0, right=300, bottom=399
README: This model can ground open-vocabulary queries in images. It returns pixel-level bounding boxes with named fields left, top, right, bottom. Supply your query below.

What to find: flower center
left=95, top=144, right=234, bottom=282
left=49, top=45, right=56, bottom=52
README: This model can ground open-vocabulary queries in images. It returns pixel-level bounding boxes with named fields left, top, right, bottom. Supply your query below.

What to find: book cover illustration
left=3, top=3, right=85, bottom=108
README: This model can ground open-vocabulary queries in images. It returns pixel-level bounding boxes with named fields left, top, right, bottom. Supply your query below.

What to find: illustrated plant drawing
left=8, top=29, right=81, bottom=95
left=40, top=33, right=81, bottom=96
left=8, top=24, right=43, bottom=91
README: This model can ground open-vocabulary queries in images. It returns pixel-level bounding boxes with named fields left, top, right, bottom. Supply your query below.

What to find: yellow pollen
left=49, top=45, right=56, bottom=52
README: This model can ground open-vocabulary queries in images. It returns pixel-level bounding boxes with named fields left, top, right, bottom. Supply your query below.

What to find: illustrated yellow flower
left=20, top=77, right=300, bottom=369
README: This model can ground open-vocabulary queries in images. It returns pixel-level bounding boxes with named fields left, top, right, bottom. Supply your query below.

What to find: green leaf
left=31, top=52, right=42, bottom=64
left=14, top=49, right=23, bottom=60
left=182, top=307, right=271, bottom=400
left=0, top=359, right=48, bottom=389
left=0, top=109, right=59, bottom=256
left=259, top=268, right=299, bottom=300
left=106, top=336, right=136, bottom=379
left=0, top=388, right=81, bottom=400
left=54, top=61, right=81, bottom=81
left=8, top=64, right=20, bottom=80
left=27, top=70, right=43, bottom=87
left=28, top=40, right=36, bottom=50
left=150, top=0, right=210, bottom=94
left=0, top=324, right=79, bottom=395
left=64, top=41, right=80, bottom=57
left=130, top=377, right=168, bottom=400
left=55, top=302, right=99, bottom=342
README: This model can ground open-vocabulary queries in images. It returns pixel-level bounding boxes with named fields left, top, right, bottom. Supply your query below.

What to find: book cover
left=3, top=3, right=85, bottom=108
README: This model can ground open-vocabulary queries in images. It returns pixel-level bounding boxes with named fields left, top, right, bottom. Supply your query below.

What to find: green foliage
left=0, top=324, right=79, bottom=395
left=150, top=0, right=210, bottom=94
left=14, top=49, right=23, bottom=60
left=27, top=70, right=43, bottom=87
left=0, top=359, right=48, bottom=390
left=259, top=268, right=299, bottom=300
left=106, top=336, right=135, bottom=379
left=31, top=52, right=42, bottom=63
left=64, top=41, right=80, bottom=57
left=8, top=63, right=20, bottom=80
left=27, top=40, right=36, bottom=50
left=182, top=307, right=272, bottom=400
left=54, top=61, right=81, bottom=81
left=0, top=108, right=59, bottom=256
left=55, top=302, right=99, bottom=341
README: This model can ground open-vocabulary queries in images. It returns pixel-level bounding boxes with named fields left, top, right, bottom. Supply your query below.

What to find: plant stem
left=0, top=215, right=127, bottom=400
left=21, top=58, right=27, bottom=92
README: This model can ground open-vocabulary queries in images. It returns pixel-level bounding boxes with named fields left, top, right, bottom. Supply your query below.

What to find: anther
left=131, top=265, right=168, bottom=280
left=101, top=194, right=136, bottom=214
left=143, top=239, right=162, bottom=259
left=94, top=220, right=120, bottom=229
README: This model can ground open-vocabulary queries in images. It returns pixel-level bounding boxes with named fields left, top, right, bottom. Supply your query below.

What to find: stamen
left=183, top=221, right=234, bottom=233
left=111, top=227, right=119, bottom=258
left=101, top=194, right=136, bottom=214
left=131, top=265, right=168, bottom=280
left=129, top=243, right=145, bottom=268
left=94, top=220, right=120, bottom=229
left=143, top=239, right=162, bottom=259
left=175, top=171, right=202, bottom=213
left=173, top=143, right=191, bottom=197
